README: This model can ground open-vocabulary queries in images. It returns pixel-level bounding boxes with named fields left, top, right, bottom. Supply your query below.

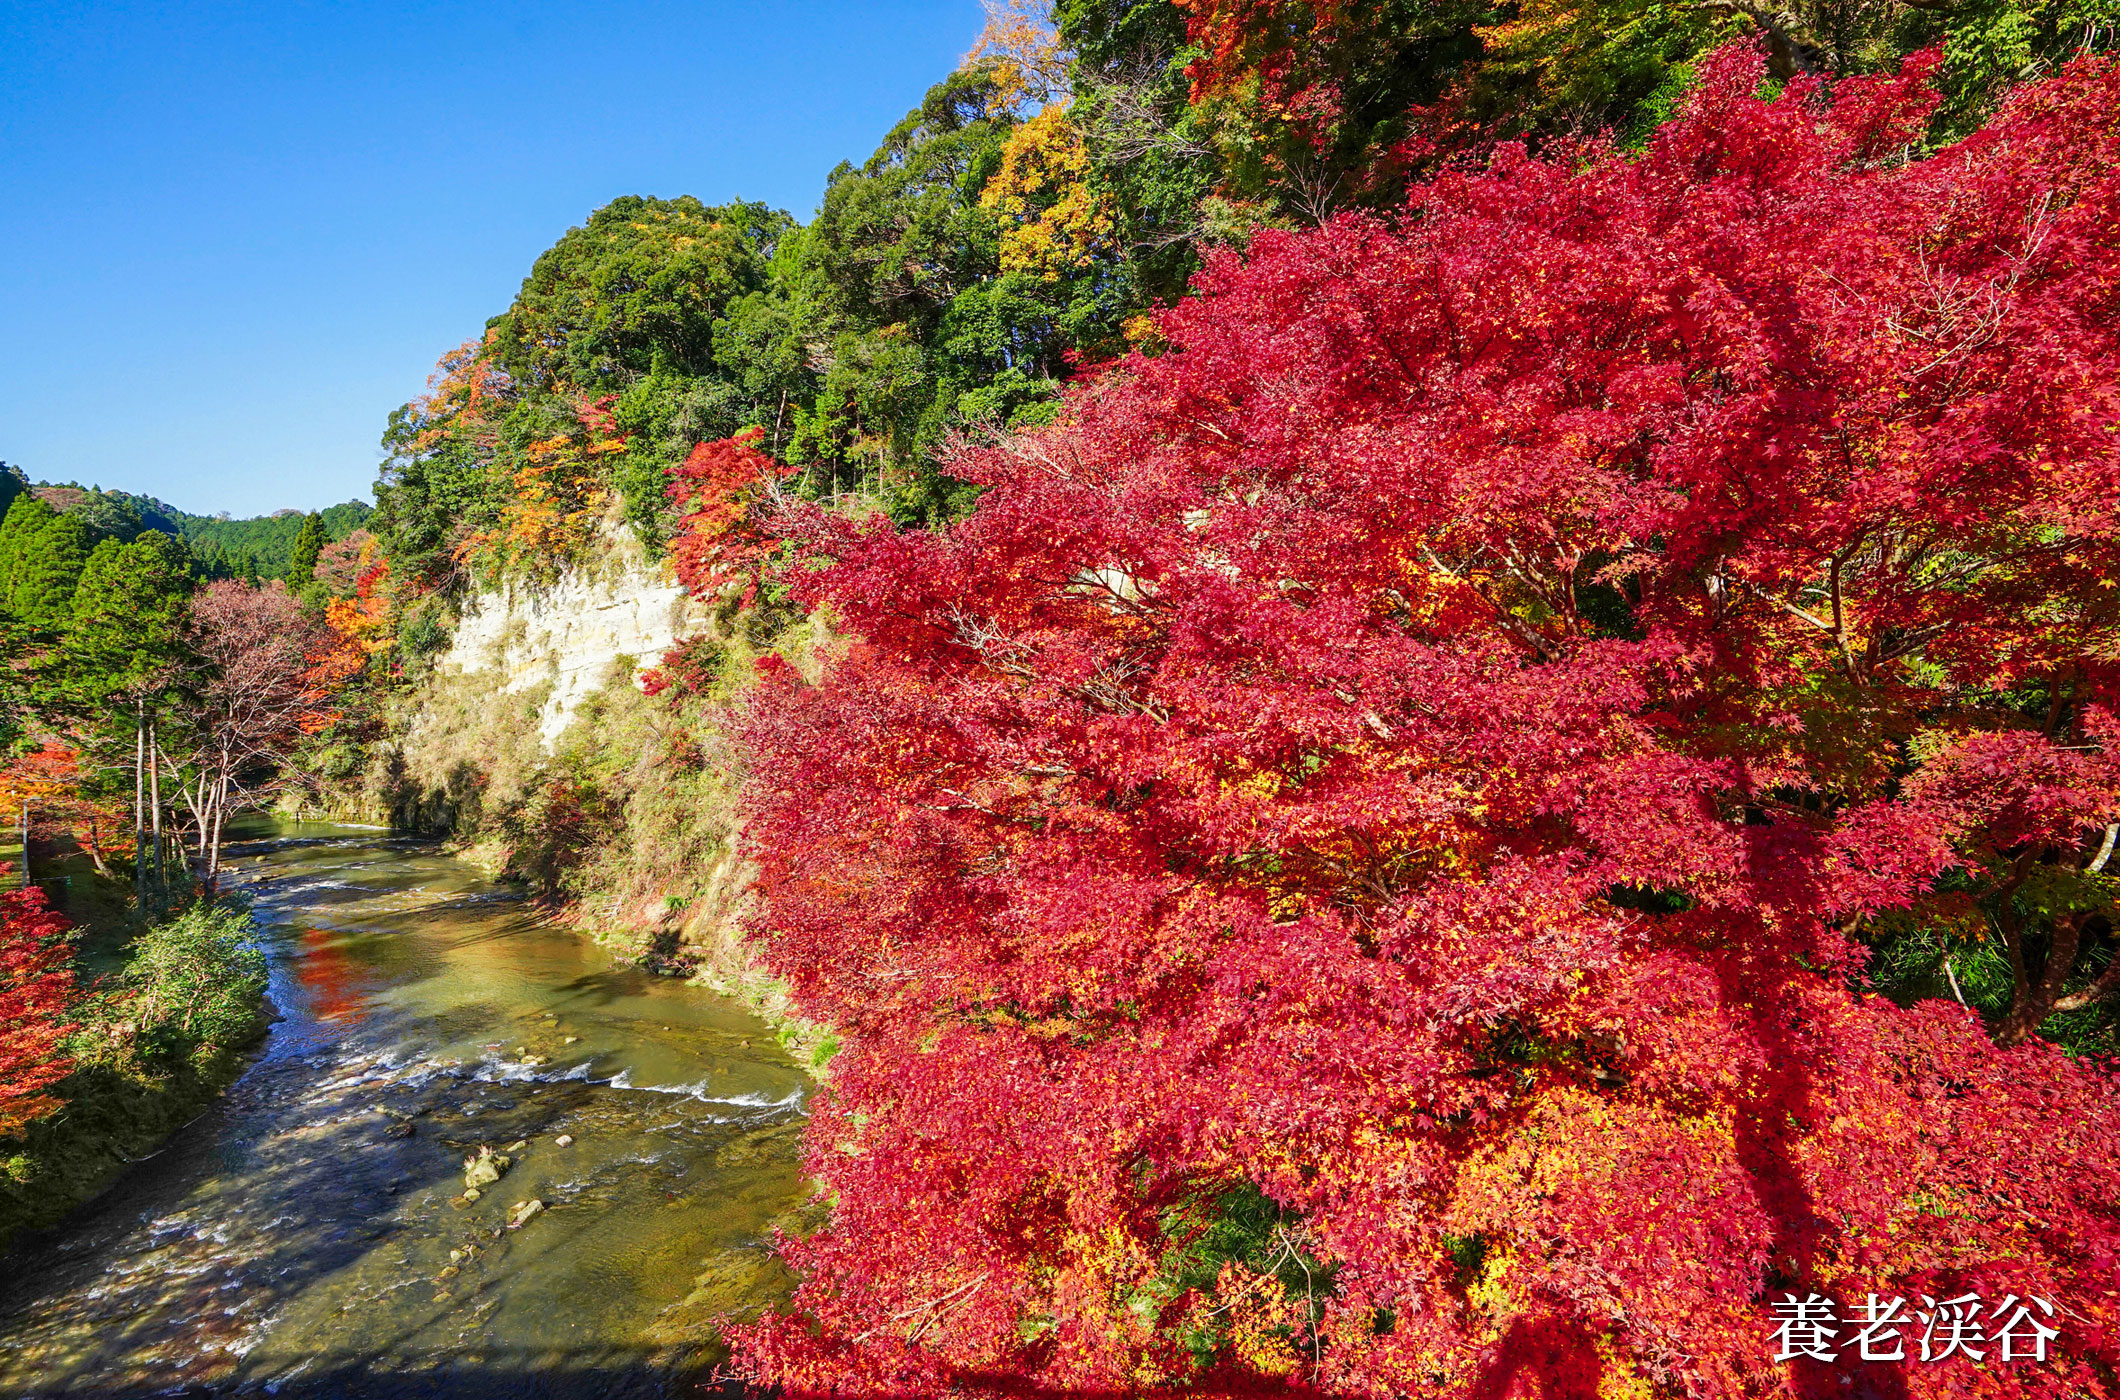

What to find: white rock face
left=437, top=529, right=710, bottom=749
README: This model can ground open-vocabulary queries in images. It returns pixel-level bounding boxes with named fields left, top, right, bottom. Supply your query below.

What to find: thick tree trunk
left=1998, top=912, right=2094, bottom=1046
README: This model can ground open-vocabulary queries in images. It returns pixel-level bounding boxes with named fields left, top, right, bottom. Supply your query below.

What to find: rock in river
left=463, top=1145, right=511, bottom=1191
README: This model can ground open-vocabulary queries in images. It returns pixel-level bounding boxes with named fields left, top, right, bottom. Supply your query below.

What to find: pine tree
left=0, top=496, right=36, bottom=588
left=285, top=511, right=324, bottom=586
left=0, top=464, right=26, bottom=524
left=66, top=532, right=193, bottom=695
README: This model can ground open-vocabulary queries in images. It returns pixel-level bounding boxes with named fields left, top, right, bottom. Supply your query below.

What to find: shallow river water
left=0, top=824, right=810, bottom=1399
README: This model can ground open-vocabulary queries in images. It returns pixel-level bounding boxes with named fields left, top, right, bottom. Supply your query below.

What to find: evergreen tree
left=0, top=464, right=27, bottom=524
left=70, top=489, right=145, bottom=544
left=65, top=532, right=193, bottom=694
left=0, top=616, right=29, bottom=755
left=285, top=511, right=324, bottom=586
left=0, top=497, right=91, bottom=629
left=0, top=497, right=29, bottom=584
left=62, top=531, right=195, bottom=901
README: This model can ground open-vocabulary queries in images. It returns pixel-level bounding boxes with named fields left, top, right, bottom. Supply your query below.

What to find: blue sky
left=0, top=0, right=983, bottom=517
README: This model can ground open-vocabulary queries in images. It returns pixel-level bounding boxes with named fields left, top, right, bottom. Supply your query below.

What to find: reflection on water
left=0, top=824, right=810, bottom=1398
left=295, top=926, right=368, bottom=1023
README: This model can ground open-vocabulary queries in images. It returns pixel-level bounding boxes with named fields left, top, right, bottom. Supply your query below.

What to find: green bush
left=115, top=900, right=267, bottom=1059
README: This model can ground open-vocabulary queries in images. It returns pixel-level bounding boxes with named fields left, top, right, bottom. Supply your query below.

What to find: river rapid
left=0, top=823, right=811, bottom=1399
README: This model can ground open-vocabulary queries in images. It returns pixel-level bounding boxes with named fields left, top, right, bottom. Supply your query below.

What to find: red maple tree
left=721, top=43, right=2120, bottom=1398
left=666, top=429, right=786, bottom=602
left=0, top=883, right=75, bottom=1138
left=642, top=428, right=792, bottom=700
left=0, top=740, right=131, bottom=878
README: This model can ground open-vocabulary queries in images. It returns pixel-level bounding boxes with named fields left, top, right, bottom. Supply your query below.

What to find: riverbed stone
left=462, top=1146, right=510, bottom=1190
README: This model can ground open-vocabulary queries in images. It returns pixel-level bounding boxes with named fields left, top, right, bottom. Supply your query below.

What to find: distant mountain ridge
left=0, top=461, right=371, bottom=578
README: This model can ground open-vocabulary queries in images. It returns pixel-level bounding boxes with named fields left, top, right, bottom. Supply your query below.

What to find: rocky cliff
left=432, top=527, right=709, bottom=751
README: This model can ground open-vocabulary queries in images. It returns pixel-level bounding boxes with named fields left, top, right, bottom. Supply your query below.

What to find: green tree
left=284, top=511, right=324, bottom=585
left=0, top=497, right=92, bottom=630
left=120, top=900, right=266, bottom=1056
left=65, top=532, right=194, bottom=697
left=61, top=531, right=196, bottom=901
left=0, top=465, right=27, bottom=524
left=809, top=69, right=1013, bottom=333
left=0, top=617, right=31, bottom=755
left=786, top=64, right=1099, bottom=520
left=69, top=489, right=146, bottom=545
left=174, top=502, right=370, bottom=576
left=488, top=195, right=793, bottom=390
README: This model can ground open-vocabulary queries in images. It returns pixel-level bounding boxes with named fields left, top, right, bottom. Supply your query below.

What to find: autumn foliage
left=0, top=883, right=74, bottom=1138
left=0, top=741, right=82, bottom=839
left=0, top=740, right=130, bottom=871
left=664, top=429, right=786, bottom=603
left=177, top=581, right=346, bottom=878
left=319, top=558, right=394, bottom=677
left=725, top=46, right=2120, bottom=1398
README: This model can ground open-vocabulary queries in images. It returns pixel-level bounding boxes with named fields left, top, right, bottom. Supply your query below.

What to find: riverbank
left=0, top=1004, right=270, bottom=1251
left=0, top=850, right=273, bottom=1254
left=427, top=819, right=841, bottom=1078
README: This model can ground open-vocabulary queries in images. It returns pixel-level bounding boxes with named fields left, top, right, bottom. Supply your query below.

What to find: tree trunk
left=83, top=818, right=113, bottom=878
left=148, top=716, right=165, bottom=904
left=17, top=801, right=28, bottom=890
left=1997, top=912, right=2087, bottom=1046
left=133, top=700, right=146, bottom=901
left=207, top=759, right=230, bottom=888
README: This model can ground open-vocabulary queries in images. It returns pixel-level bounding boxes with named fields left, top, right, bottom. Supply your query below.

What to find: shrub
left=0, top=883, right=75, bottom=1138
left=117, top=900, right=267, bottom=1059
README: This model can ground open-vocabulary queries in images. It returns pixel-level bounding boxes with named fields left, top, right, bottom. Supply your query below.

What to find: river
left=0, top=823, right=811, bottom=1399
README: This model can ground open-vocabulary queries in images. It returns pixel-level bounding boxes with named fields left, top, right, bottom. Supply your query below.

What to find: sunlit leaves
left=0, top=886, right=73, bottom=1138
left=726, top=48, right=2120, bottom=1398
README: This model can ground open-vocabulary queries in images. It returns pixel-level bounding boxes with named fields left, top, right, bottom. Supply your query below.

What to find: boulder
left=462, top=1144, right=511, bottom=1190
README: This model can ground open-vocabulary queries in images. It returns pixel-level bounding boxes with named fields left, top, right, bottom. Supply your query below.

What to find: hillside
left=21, top=475, right=370, bottom=577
